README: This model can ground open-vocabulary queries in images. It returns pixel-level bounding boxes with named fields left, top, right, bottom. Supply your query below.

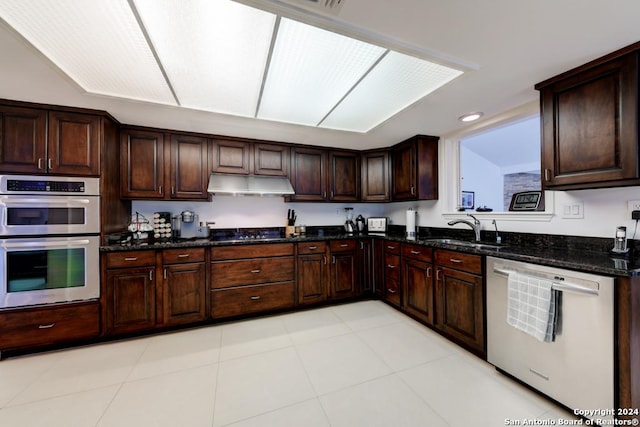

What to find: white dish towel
left=506, top=272, right=558, bottom=342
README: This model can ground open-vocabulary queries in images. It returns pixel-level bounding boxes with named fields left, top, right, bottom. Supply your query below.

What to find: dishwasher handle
left=493, top=267, right=599, bottom=296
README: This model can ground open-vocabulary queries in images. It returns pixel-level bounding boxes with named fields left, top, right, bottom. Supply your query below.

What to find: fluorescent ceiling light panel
left=321, top=51, right=464, bottom=132
left=258, top=18, right=385, bottom=127
left=0, top=0, right=175, bottom=105
left=134, top=0, right=276, bottom=117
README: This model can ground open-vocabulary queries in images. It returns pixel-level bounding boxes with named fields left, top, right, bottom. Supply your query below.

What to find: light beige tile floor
left=0, top=300, right=577, bottom=427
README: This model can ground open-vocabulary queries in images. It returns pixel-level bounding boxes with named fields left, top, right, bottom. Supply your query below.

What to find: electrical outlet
left=628, top=200, right=640, bottom=211
left=561, top=202, right=584, bottom=219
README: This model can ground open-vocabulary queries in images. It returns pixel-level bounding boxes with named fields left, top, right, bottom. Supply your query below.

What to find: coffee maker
left=172, top=210, right=199, bottom=239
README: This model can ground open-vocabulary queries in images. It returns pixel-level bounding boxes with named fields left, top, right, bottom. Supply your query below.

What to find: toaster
left=367, top=217, right=388, bottom=233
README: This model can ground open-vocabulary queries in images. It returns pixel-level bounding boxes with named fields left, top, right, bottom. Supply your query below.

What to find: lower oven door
left=0, top=235, right=100, bottom=308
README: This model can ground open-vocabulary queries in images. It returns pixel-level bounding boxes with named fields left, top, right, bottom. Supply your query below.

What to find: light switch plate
left=562, top=202, right=584, bottom=219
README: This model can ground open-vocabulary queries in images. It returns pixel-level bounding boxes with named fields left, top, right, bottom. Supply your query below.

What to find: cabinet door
left=392, top=141, right=416, bottom=200
left=290, top=147, right=327, bottom=201
left=361, top=150, right=390, bottom=202
left=170, top=134, right=209, bottom=200
left=104, top=267, right=156, bottom=335
left=402, top=258, right=434, bottom=324
left=211, top=139, right=250, bottom=174
left=328, top=150, right=360, bottom=201
left=358, top=240, right=372, bottom=293
left=121, top=129, right=165, bottom=199
left=540, top=53, right=638, bottom=189
left=372, top=239, right=385, bottom=298
left=384, top=253, right=401, bottom=307
left=162, top=262, right=207, bottom=326
left=436, top=266, right=484, bottom=354
left=48, top=111, right=100, bottom=176
left=330, top=250, right=358, bottom=300
left=297, top=253, right=328, bottom=305
left=0, top=105, right=47, bottom=174
left=254, top=143, right=290, bottom=176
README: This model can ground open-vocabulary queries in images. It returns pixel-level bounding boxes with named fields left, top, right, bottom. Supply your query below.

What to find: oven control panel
left=0, top=175, right=99, bottom=196
left=6, top=179, right=85, bottom=193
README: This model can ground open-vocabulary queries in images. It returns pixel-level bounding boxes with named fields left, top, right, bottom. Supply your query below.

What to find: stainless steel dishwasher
left=486, top=256, right=614, bottom=421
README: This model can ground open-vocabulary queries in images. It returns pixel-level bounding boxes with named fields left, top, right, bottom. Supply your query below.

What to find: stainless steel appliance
left=355, top=215, right=365, bottom=233
left=486, top=256, right=614, bottom=422
left=172, top=210, right=207, bottom=240
left=367, top=217, right=387, bottom=233
left=344, top=207, right=355, bottom=233
left=0, top=175, right=100, bottom=309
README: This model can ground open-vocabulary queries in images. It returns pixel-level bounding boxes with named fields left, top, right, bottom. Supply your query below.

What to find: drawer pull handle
left=340, top=244, right=348, bottom=247
left=38, top=323, right=55, bottom=329
left=387, top=264, right=396, bottom=269
left=250, top=269, right=261, bottom=273
left=426, top=267, right=432, bottom=278
left=387, top=289, right=397, bottom=294
left=450, top=258, right=462, bottom=263
left=308, top=246, right=317, bottom=250
left=410, top=250, right=421, bottom=255
left=387, top=245, right=396, bottom=250
left=178, top=254, right=190, bottom=258
left=250, top=296, right=261, bottom=301
left=124, top=257, right=138, bottom=261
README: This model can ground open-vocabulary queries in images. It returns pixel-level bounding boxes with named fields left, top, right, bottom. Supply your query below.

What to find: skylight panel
left=134, top=0, right=276, bottom=117
left=257, top=17, right=385, bottom=127
left=0, top=0, right=175, bottom=105
left=320, top=51, right=464, bottom=132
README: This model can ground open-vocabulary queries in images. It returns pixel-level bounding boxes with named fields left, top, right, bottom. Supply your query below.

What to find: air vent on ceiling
left=277, top=0, right=345, bottom=16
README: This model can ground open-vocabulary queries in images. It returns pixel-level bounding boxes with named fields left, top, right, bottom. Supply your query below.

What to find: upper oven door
left=0, top=195, right=100, bottom=236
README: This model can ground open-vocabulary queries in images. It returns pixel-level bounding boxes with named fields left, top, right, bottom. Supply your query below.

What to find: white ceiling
left=1, top=0, right=639, bottom=151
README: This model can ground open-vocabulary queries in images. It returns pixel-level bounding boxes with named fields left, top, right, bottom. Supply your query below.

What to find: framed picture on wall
left=461, top=191, right=475, bottom=209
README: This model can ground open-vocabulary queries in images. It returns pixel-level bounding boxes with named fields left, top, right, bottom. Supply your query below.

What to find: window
left=459, top=115, right=541, bottom=212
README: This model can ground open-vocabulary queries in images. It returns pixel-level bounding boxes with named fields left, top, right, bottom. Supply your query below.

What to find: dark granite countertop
left=101, top=229, right=640, bottom=277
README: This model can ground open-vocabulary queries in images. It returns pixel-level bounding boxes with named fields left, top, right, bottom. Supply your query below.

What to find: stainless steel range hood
left=207, top=174, right=295, bottom=196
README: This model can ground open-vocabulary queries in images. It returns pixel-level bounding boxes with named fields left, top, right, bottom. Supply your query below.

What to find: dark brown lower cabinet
left=402, top=258, right=434, bottom=325
left=0, top=302, right=100, bottom=355
left=297, top=241, right=329, bottom=305
left=435, top=250, right=484, bottom=355
left=162, top=262, right=207, bottom=326
left=329, top=240, right=359, bottom=300
left=358, top=239, right=372, bottom=294
left=104, top=266, right=156, bottom=335
left=384, top=246, right=401, bottom=307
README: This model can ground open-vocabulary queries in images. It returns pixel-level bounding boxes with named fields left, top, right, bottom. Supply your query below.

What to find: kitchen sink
left=421, top=238, right=504, bottom=250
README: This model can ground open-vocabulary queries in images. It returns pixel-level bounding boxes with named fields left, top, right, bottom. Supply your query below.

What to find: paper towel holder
left=406, top=208, right=417, bottom=240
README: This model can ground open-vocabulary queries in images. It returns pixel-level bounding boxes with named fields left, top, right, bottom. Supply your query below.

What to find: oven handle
left=1, top=239, right=92, bottom=249
left=0, top=197, right=92, bottom=205
left=493, top=267, right=599, bottom=296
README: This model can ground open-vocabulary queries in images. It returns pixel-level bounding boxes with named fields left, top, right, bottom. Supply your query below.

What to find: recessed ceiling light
left=459, top=112, right=483, bottom=122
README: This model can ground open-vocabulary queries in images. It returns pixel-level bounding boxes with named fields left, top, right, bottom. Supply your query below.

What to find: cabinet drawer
left=435, top=249, right=482, bottom=274
left=385, top=277, right=401, bottom=306
left=401, top=244, right=433, bottom=262
left=212, top=257, right=294, bottom=288
left=385, top=254, right=401, bottom=280
left=0, top=303, right=100, bottom=350
left=163, top=247, right=205, bottom=264
left=105, top=250, right=155, bottom=268
left=330, top=239, right=357, bottom=252
left=298, top=241, right=328, bottom=255
left=211, top=282, right=295, bottom=319
left=384, top=241, right=400, bottom=254
left=212, top=243, right=294, bottom=260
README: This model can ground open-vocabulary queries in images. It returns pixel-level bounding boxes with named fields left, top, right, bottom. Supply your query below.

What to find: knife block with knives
left=286, top=209, right=297, bottom=237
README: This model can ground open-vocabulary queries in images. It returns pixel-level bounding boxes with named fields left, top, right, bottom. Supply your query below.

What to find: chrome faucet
left=447, top=214, right=481, bottom=241
left=492, top=219, right=501, bottom=244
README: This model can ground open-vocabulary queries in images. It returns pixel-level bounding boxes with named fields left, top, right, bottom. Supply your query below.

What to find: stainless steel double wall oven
left=0, top=175, right=100, bottom=308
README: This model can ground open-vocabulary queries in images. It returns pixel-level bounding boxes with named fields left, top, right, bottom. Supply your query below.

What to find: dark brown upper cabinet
left=391, top=135, right=438, bottom=201
left=170, top=133, right=210, bottom=200
left=536, top=46, right=640, bottom=190
left=121, top=127, right=210, bottom=200
left=0, top=105, right=100, bottom=176
left=361, top=149, right=390, bottom=202
left=289, top=146, right=327, bottom=201
left=211, top=138, right=250, bottom=175
left=121, top=128, right=166, bottom=199
left=328, top=150, right=360, bottom=201
left=253, top=143, right=290, bottom=176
